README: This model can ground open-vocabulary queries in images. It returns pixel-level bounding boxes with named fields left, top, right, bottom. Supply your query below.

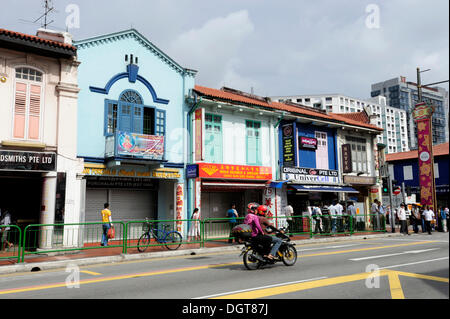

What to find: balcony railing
left=105, top=131, right=164, bottom=160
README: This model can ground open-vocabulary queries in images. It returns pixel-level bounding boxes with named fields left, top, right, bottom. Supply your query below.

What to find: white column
left=39, top=172, right=57, bottom=249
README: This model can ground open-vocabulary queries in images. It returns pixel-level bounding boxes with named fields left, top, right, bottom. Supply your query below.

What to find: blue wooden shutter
left=133, top=105, right=143, bottom=134
left=118, top=102, right=132, bottom=132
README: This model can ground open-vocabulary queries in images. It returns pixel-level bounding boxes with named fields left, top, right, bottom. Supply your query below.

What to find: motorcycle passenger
left=244, top=203, right=273, bottom=259
left=256, top=205, right=283, bottom=260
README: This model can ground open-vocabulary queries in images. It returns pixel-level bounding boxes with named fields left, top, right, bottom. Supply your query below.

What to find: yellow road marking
left=387, top=271, right=405, bottom=299
left=80, top=270, right=102, bottom=276
left=0, top=262, right=240, bottom=295
left=0, top=240, right=442, bottom=296
left=213, top=269, right=448, bottom=299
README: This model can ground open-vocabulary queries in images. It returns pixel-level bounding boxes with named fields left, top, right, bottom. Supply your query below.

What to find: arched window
left=13, top=67, right=44, bottom=140
left=119, top=90, right=143, bottom=104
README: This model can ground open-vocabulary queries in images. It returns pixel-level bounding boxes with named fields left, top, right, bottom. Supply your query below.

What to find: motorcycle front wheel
left=282, top=245, right=297, bottom=266
left=243, top=249, right=262, bottom=270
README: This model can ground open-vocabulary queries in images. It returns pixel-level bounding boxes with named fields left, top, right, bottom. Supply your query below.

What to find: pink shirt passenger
left=244, top=213, right=264, bottom=237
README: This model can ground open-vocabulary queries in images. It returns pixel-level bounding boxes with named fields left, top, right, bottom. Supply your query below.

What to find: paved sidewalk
left=0, top=231, right=403, bottom=275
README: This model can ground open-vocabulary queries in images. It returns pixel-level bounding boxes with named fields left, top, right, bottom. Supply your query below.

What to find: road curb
left=0, top=232, right=402, bottom=275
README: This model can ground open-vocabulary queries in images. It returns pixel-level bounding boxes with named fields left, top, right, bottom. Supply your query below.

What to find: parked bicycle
left=137, top=218, right=183, bottom=252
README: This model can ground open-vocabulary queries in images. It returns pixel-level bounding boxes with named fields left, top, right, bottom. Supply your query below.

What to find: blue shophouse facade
left=75, top=29, right=196, bottom=231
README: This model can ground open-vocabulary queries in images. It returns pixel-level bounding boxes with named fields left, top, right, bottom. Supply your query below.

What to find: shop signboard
left=0, top=150, right=56, bottom=171
left=341, top=144, right=352, bottom=173
left=186, top=164, right=199, bottom=179
left=282, top=123, right=295, bottom=166
left=198, top=163, right=272, bottom=180
left=282, top=166, right=340, bottom=184
left=299, top=136, right=317, bottom=150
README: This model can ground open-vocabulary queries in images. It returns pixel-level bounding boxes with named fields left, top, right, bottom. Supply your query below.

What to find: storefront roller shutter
left=85, top=189, right=108, bottom=223
left=110, top=189, right=157, bottom=222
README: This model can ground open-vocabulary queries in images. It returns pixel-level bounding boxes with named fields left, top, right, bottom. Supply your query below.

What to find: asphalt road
left=0, top=232, right=448, bottom=303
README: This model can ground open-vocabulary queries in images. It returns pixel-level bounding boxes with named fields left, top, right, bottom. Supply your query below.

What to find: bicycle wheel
left=137, top=233, right=151, bottom=252
left=243, top=248, right=262, bottom=270
left=164, top=231, right=182, bottom=250
left=281, top=245, right=297, bottom=266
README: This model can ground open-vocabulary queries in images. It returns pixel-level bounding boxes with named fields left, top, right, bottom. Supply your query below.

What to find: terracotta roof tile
left=0, top=28, right=77, bottom=52
left=194, top=85, right=383, bottom=131
left=385, top=142, right=449, bottom=161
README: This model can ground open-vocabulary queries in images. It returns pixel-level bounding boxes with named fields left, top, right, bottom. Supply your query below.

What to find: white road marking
left=379, top=257, right=449, bottom=270
left=349, top=248, right=440, bottom=261
left=193, top=276, right=328, bottom=299
left=298, top=244, right=360, bottom=252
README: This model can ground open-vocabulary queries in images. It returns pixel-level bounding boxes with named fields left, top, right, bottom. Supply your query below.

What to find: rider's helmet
left=256, top=205, right=268, bottom=216
left=247, top=202, right=259, bottom=214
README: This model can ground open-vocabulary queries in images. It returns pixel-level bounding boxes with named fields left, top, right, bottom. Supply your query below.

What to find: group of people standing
left=309, top=200, right=359, bottom=234
left=409, top=204, right=449, bottom=235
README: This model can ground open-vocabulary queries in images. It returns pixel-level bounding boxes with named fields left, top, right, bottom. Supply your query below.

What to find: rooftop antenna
left=19, top=0, right=56, bottom=29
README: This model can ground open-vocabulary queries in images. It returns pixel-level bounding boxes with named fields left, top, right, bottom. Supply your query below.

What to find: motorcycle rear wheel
left=243, top=249, right=262, bottom=270
left=282, top=245, right=297, bottom=266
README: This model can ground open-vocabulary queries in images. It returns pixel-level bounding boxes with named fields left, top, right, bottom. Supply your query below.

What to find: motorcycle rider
left=244, top=203, right=273, bottom=259
left=255, top=205, right=284, bottom=260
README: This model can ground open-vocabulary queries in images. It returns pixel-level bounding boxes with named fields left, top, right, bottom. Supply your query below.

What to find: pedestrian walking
left=284, top=204, right=294, bottom=237
left=410, top=204, right=421, bottom=233
left=101, top=203, right=113, bottom=246
left=347, top=201, right=357, bottom=231
left=312, top=205, right=323, bottom=234
left=371, top=199, right=380, bottom=230
left=329, top=201, right=337, bottom=234
left=0, top=209, right=13, bottom=251
left=378, top=201, right=385, bottom=230
left=397, top=203, right=409, bottom=235
left=227, top=204, right=239, bottom=243
left=336, top=201, right=344, bottom=232
left=188, top=208, right=201, bottom=241
left=443, top=207, right=449, bottom=233
left=422, top=205, right=435, bottom=235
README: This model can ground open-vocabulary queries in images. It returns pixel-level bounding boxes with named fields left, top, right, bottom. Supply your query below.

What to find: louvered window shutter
left=28, top=84, right=41, bottom=139
left=13, top=82, right=27, bottom=138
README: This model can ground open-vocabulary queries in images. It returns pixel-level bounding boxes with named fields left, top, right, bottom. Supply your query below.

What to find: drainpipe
left=186, top=94, right=202, bottom=218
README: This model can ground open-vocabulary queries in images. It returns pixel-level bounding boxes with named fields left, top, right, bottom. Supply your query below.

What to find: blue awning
left=269, top=181, right=288, bottom=189
left=288, top=185, right=359, bottom=193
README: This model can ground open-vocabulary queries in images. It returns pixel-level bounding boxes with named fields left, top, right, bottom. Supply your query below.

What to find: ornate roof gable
left=74, top=29, right=196, bottom=77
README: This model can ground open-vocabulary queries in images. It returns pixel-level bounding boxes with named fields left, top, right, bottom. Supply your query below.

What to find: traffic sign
left=393, top=187, right=401, bottom=195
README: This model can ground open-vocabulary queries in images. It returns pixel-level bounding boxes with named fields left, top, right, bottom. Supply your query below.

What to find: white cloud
left=168, top=10, right=255, bottom=89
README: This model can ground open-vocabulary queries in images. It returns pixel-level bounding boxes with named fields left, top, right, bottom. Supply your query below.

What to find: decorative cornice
left=74, top=29, right=196, bottom=77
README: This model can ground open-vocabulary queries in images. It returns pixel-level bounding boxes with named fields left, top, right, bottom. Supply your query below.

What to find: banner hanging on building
left=412, top=102, right=436, bottom=208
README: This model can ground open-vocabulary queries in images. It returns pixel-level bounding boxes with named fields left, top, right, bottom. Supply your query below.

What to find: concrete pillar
left=39, top=172, right=57, bottom=249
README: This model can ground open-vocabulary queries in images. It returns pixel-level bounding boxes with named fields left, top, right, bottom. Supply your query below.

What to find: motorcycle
left=239, top=227, right=297, bottom=270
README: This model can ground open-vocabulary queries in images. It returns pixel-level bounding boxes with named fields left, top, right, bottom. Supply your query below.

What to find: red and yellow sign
left=413, top=102, right=436, bottom=209
left=198, top=163, right=272, bottom=180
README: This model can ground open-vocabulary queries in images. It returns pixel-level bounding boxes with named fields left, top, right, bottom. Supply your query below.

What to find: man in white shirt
left=335, top=201, right=344, bottom=232
left=397, top=203, right=409, bottom=235
left=423, top=205, right=435, bottom=235
left=347, top=201, right=357, bottom=231
left=329, top=202, right=337, bottom=234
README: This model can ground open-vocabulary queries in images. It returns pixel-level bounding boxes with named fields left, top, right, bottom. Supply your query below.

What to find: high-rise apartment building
left=270, top=94, right=409, bottom=154
left=371, top=76, right=448, bottom=149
